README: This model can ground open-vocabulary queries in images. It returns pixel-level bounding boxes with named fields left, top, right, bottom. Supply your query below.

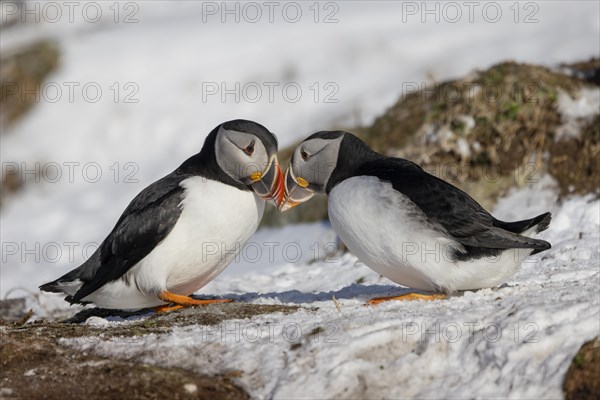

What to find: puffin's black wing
left=356, top=158, right=549, bottom=251
left=69, top=172, right=187, bottom=303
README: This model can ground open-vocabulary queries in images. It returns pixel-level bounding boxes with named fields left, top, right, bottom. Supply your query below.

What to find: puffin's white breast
left=83, top=177, right=264, bottom=309
left=328, top=176, right=531, bottom=292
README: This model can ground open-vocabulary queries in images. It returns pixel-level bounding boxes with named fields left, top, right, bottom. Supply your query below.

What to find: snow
left=555, top=87, right=600, bottom=140
left=183, top=383, right=197, bottom=394
left=84, top=316, right=109, bottom=327
left=60, top=180, right=600, bottom=399
left=455, top=137, right=471, bottom=159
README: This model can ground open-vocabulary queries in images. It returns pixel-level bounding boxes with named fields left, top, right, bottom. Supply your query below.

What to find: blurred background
left=1, top=0, right=599, bottom=299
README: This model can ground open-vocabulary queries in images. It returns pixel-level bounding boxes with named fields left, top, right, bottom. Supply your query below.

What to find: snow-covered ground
left=59, top=179, right=600, bottom=399
left=1, top=1, right=599, bottom=296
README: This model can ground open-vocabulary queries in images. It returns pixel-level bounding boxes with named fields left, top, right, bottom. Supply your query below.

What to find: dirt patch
left=1, top=331, right=248, bottom=400
left=563, top=337, right=600, bottom=400
left=1, top=303, right=302, bottom=399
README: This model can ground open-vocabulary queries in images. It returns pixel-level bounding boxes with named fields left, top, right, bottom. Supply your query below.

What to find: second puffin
left=280, top=131, right=551, bottom=303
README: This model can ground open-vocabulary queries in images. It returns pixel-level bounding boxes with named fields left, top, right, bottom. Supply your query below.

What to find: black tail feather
left=39, top=251, right=100, bottom=294
left=494, top=212, right=552, bottom=234
left=64, top=295, right=91, bottom=305
left=39, top=280, right=63, bottom=293
left=492, top=212, right=552, bottom=256
left=530, top=238, right=552, bottom=255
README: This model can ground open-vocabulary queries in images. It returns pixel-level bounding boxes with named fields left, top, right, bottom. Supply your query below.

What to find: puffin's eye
left=301, top=149, right=309, bottom=161
left=243, top=142, right=255, bottom=156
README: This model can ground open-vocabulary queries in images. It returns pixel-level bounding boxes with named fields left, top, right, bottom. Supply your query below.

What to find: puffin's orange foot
left=154, top=304, right=185, bottom=313
left=157, top=291, right=234, bottom=308
left=368, top=293, right=446, bottom=305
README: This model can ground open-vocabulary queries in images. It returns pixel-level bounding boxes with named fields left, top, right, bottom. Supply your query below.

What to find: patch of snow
left=555, top=87, right=600, bottom=140
left=80, top=360, right=109, bottom=368
left=418, top=114, right=476, bottom=160
left=84, top=316, right=109, bottom=327
left=456, top=137, right=471, bottom=159
left=183, top=383, right=197, bottom=394
left=457, top=115, right=476, bottom=133
left=558, top=87, right=600, bottom=119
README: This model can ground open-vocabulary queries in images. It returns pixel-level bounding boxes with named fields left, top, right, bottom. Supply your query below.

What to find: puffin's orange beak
left=250, top=156, right=285, bottom=207
left=279, top=167, right=315, bottom=212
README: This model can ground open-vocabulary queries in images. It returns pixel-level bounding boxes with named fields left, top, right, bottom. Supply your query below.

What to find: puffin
left=40, top=119, right=284, bottom=311
left=279, top=131, right=551, bottom=303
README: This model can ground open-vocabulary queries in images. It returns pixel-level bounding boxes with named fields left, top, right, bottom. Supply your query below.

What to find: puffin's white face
left=280, top=135, right=343, bottom=211
left=215, top=126, right=284, bottom=206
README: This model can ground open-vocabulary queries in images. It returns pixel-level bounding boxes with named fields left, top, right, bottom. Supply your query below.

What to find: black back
left=67, top=171, right=188, bottom=302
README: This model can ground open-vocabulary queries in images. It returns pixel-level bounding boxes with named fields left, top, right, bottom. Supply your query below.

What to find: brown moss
left=564, top=337, right=600, bottom=400
left=376, top=62, right=579, bottom=178
left=1, top=332, right=249, bottom=400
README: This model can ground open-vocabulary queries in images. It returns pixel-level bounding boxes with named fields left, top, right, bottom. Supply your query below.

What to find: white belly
left=83, top=177, right=264, bottom=309
left=328, top=176, right=532, bottom=293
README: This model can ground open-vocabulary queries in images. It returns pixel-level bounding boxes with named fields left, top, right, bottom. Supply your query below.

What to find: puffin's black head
left=279, top=131, right=380, bottom=211
left=195, top=119, right=284, bottom=207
